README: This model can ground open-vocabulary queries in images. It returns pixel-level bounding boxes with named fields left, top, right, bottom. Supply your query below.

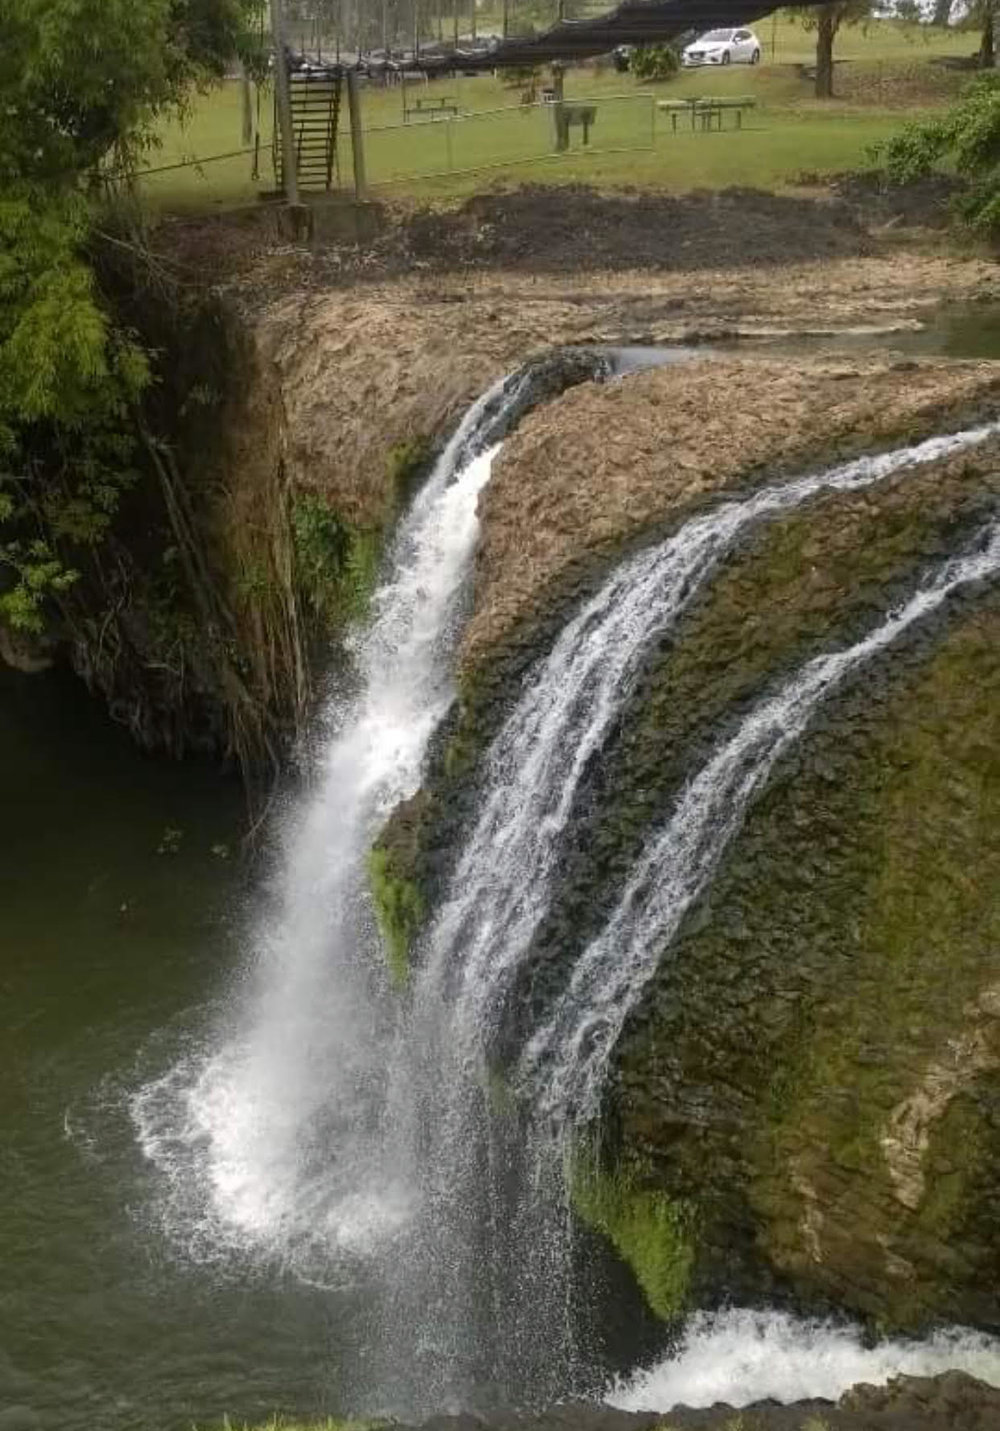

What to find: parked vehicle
left=682, top=28, right=761, bottom=67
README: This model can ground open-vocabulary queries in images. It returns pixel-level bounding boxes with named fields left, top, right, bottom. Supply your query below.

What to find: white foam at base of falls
left=609, top=1309, right=1000, bottom=1411
left=131, top=371, right=523, bottom=1276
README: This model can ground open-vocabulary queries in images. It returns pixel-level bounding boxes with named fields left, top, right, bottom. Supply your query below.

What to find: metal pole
left=269, top=0, right=300, bottom=205
left=346, top=69, right=368, bottom=200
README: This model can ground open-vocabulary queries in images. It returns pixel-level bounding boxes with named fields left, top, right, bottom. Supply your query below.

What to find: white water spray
left=610, top=1309, right=1000, bottom=1411
left=132, top=367, right=546, bottom=1275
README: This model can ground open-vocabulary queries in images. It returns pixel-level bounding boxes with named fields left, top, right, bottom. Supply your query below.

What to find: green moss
left=611, top=585, right=1000, bottom=1327
left=200, top=1418, right=386, bottom=1431
left=571, top=1153, right=695, bottom=1320
left=749, top=606, right=1000, bottom=1311
left=367, top=846, right=425, bottom=989
left=291, top=494, right=380, bottom=625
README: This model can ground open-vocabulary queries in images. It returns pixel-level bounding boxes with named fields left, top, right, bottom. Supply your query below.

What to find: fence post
left=346, top=69, right=368, bottom=200
left=269, top=0, right=300, bottom=206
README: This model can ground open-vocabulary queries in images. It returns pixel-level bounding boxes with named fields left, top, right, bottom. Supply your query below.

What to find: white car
left=682, top=28, right=762, bottom=67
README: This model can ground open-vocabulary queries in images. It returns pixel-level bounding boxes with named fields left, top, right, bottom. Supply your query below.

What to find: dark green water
left=0, top=668, right=358, bottom=1431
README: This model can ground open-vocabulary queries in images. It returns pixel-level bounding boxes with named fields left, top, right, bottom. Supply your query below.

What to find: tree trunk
left=470, top=0, right=476, bottom=42
left=932, top=0, right=953, bottom=24
left=815, top=5, right=836, bottom=99
left=981, top=4, right=995, bottom=67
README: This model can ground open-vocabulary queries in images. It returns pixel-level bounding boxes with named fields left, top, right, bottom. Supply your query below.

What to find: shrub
left=874, top=72, right=1000, bottom=232
left=631, top=44, right=680, bottom=83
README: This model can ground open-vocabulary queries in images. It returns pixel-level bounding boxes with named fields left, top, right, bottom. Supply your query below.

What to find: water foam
left=131, top=370, right=530, bottom=1278
left=610, top=1308, right=1000, bottom=1411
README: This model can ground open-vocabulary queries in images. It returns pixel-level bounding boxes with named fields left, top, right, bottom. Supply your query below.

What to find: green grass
left=198, top=1419, right=384, bottom=1430
left=140, top=16, right=978, bottom=210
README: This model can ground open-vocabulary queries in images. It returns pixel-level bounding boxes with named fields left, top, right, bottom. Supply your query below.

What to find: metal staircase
left=274, top=67, right=343, bottom=192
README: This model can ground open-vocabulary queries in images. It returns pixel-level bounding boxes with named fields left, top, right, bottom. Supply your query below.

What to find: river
left=0, top=666, right=366, bottom=1431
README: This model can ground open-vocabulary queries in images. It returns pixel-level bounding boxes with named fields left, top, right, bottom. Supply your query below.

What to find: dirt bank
left=254, top=251, right=1000, bottom=531
left=158, top=180, right=973, bottom=291
left=461, top=353, right=1000, bottom=672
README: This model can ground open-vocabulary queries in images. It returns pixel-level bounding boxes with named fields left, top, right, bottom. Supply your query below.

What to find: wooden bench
left=412, top=95, right=458, bottom=116
left=658, top=98, right=699, bottom=132
left=657, top=96, right=756, bottom=132
left=694, top=96, right=756, bottom=130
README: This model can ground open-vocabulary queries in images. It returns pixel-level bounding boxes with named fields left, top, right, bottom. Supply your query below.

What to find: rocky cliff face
left=373, top=346, right=1000, bottom=1336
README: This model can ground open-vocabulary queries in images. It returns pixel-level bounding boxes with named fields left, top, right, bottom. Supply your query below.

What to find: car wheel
left=751, top=47, right=760, bottom=64
left=721, top=50, right=731, bottom=64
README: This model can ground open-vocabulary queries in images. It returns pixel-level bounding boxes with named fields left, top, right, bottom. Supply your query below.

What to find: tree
left=0, top=0, right=258, bottom=633
left=792, top=0, right=872, bottom=99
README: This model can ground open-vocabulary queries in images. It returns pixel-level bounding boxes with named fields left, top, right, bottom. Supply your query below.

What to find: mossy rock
left=616, top=591, right=1000, bottom=1329
left=571, top=1149, right=696, bottom=1321
left=368, top=789, right=436, bottom=987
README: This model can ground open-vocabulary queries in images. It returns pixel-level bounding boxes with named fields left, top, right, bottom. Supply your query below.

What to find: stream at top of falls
left=6, top=354, right=1000, bottom=1430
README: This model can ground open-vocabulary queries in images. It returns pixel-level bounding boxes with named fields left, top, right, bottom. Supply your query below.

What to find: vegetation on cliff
left=877, top=72, right=1000, bottom=233
left=608, top=471, right=1000, bottom=1329
left=571, top=1150, right=696, bottom=1321
left=0, top=0, right=290, bottom=772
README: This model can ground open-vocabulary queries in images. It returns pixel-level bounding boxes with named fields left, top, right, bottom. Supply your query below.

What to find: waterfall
left=130, top=361, right=595, bottom=1279
left=367, top=426, right=1000, bottom=1413
left=131, top=353, right=1000, bottom=1418
left=520, top=517, right=1000, bottom=1125
left=418, top=422, right=1000, bottom=1095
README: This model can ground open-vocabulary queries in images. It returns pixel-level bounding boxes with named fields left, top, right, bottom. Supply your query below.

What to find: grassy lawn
left=140, top=14, right=977, bottom=210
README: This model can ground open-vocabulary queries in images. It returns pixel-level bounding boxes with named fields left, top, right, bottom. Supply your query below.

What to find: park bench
left=695, top=96, right=756, bottom=129
left=411, top=95, right=459, bottom=118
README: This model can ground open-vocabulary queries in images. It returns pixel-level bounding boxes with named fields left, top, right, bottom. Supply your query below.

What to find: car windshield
left=700, top=29, right=734, bottom=41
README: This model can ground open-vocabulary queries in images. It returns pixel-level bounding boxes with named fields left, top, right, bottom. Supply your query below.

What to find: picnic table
left=657, top=96, right=756, bottom=131
left=406, top=93, right=459, bottom=120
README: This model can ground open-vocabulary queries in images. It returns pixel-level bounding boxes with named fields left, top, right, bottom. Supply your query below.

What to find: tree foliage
left=0, top=0, right=259, bottom=634
left=876, top=73, right=1000, bottom=233
left=630, top=44, right=680, bottom=83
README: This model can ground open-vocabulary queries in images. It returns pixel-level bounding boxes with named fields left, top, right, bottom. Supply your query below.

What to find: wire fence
left=135, top=91, right=658, bottom=207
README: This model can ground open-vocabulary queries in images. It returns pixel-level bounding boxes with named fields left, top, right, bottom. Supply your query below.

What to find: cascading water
left=132, top=350, right=1000, bottom=1420
left=131, top=358, right=604, bottom=1279
left=368, top=422, right=1000, bottom=1412
left=520, top=517, right=1000, bottom=1124
left=419, top=421, right=1000, bottom=1073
